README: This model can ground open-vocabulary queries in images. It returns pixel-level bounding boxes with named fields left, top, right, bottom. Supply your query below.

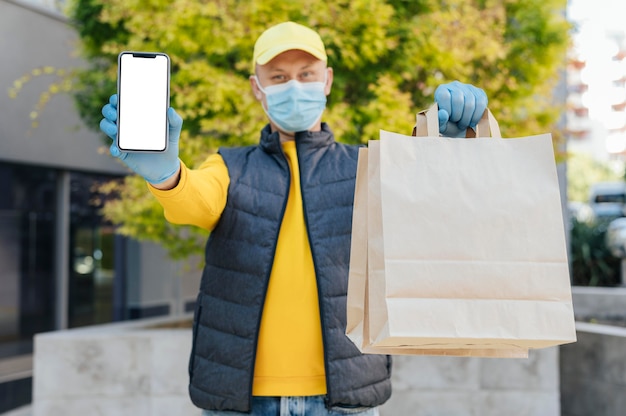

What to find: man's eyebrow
left=264, top=61, right=320, bottom=73
left=299, top=63, right=317, bottom=70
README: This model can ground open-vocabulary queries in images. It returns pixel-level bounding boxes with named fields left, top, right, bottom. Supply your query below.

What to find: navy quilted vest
left=188, top=124, right=392, bottom=412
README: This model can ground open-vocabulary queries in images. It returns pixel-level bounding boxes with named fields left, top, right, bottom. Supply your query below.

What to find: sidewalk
left=0, top=406, right=31, bottom=416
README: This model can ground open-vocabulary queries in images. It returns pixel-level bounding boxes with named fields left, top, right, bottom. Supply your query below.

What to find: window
left=0, top=163, right=56, bottom=358
left=0, top=163, right=124, bottom=358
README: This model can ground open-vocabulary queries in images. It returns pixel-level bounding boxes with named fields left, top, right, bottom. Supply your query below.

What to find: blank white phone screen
left=118, top=53, right=169, bottom=152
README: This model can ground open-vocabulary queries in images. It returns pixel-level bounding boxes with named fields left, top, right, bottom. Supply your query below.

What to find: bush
left=569, top=218, right=622, bottom=286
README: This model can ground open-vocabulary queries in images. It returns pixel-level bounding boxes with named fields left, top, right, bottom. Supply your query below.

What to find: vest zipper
left=246, top=148, right=291, bottom=411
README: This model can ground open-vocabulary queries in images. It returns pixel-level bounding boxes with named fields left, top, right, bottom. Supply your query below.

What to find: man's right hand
left=99, top=94, right=183, bottom=186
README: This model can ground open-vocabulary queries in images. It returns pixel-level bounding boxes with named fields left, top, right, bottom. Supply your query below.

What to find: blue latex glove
left=434, top=81, right=488, bottom=137
left=99, top=94, right=182, bottom=184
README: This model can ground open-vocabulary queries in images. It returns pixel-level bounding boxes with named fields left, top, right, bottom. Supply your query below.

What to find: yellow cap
left=253, top=21, right=327, bottom=68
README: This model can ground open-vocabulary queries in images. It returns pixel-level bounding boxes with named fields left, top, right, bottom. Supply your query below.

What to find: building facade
left=566, top=0, right=626, bottom=164
left=0, top=0, right=200, bottom=412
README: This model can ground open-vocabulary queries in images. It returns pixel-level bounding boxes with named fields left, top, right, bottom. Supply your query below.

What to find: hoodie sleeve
left=148, top=154, right=230, bottom=231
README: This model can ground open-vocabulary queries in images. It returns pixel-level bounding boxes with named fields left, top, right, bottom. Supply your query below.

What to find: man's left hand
left=434, top=81, right=488, bottom=138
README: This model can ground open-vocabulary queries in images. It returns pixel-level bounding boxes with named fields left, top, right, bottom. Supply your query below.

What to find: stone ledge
left=571, top=286, right=626, bottom=321
left=32, top=314, right=197, bottom=416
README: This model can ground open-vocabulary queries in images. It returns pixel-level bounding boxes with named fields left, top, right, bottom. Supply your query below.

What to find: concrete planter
left=33, top=313, right=562, bottom=416
left=32, top=314, right=196, bottom=416
left=380, top=349, right=560, bottom=416
left=560, top=322, right=626, bottom=416
left=30, top=286, right=626, bottom=416
left=559, top=287, right=626, bottom=416
left=570, top=286, right=626, bottom=325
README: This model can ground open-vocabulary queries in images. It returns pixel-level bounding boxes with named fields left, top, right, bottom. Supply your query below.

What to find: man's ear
left=324, top=67, right=334, bottom=96
left=250, top=76, right=263, bottom=101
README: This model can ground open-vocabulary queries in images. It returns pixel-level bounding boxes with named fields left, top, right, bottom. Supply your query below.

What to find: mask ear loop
left=253, top=76, right=273, bottom=120
left=253, top=75, right=271, bottom=108
left=253, top=75, right=268, bottom=95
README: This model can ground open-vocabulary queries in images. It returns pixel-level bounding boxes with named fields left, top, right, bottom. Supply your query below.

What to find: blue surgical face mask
left=254, top=74, right=327, bottom=134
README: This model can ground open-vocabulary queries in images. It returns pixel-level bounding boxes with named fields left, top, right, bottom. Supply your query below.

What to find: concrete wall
left=24, top=277, right=612, bottom=416
left=560, top=287, right=626, bottom=416
left=52, top=285, right=626, bottom=416
left=380, top=349, right=560, bottom=416
left=560, top=322, right=626, bottom=416
left=0, top=0, right=126, bottom=175
left=33, top=316, right=562, bottom=416
left=570, top=286, right=626, bottom=320
left=33, top=315, right=197, bottom=416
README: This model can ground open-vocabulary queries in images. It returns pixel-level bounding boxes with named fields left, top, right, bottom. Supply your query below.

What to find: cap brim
left=256, top=43, right=327, bottom=65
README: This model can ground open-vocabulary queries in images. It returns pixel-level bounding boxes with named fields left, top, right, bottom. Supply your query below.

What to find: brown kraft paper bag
left=346, top=105, right=576, bottom=357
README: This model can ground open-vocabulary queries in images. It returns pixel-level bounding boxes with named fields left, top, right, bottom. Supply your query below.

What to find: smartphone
left=117, top=51, right=170, bottom=152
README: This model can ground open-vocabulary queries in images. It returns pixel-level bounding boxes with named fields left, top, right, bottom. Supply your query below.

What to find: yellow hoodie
left=149, top=141, right=326, bottom=396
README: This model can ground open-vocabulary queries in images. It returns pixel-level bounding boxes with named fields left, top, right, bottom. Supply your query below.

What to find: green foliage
left=65, top=0, right=571, bottom=259
left=567, top=152, right=624, bottom=202
left=569, top=218, right=622, bottom=286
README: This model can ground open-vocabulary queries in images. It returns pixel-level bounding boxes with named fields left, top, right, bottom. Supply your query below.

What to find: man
left=100, top=21, right=487, bottom=416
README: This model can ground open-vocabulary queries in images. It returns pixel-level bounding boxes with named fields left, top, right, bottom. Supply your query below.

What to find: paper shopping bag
left=346, top=148, right=369, bottom=350
left=347, top=104, right=576, bottom=357
left=347, top=146, right=530, bottom=358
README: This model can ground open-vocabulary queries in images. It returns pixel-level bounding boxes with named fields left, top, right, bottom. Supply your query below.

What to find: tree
left=66, top=0, right=571, bottom=259
left=567, top=151, right=624, bottom=202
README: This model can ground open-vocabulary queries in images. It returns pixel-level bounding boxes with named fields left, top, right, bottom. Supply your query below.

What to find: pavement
left=0, top=406, right=31, bottom=416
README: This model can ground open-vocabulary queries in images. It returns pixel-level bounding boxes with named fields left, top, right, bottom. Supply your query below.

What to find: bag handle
left=412, top=103, right=502, bottom=138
